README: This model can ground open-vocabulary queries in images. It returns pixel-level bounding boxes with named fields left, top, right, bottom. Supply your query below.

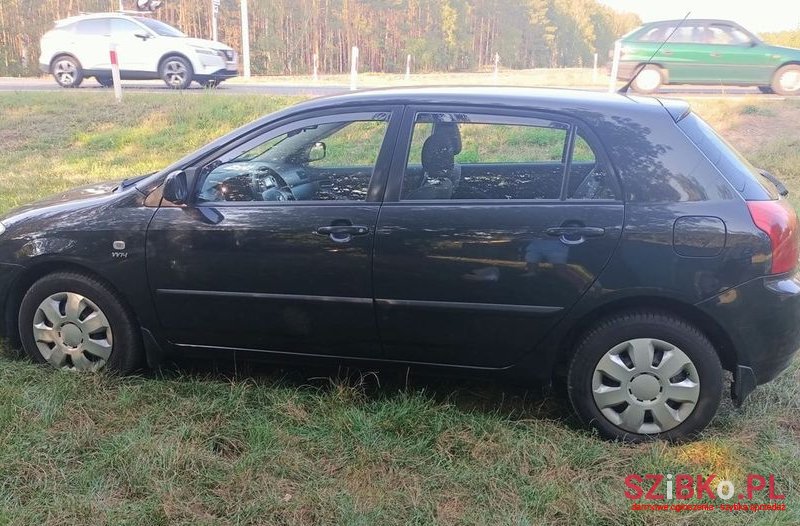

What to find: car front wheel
left=160, top=56, right=193, bottom=89
left=18, top=272, right=143, bottom=374
left=771, top=65, right=800, bottom=96
left=567, top=311, right=722, bottom=442
left=52, top=56, right=83, bottom=88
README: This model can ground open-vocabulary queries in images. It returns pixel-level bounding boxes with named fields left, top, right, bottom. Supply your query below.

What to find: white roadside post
left=592, top=52, right=598, bottom=83
left=241, top=0, right=251, bottom=78
left=608, top=40, right=622, bottom=93
left=211, top=0, right=220, bottom=41
left=493, top=52, right=499, bottom=83
left=110, top=43, right=122, bottom=102
left=350, top=46, right=359, bottom=90
left=312, top=53, right=319, bottom=82
left=405, top=54, right=411, bottom=83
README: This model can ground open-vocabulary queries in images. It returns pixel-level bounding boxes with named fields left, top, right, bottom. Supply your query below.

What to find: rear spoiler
left=657, top=98, right=691, bottom=122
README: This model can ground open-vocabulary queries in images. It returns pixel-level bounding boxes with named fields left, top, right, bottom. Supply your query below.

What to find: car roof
left=639, top=18, right=742, bottom=27
left=55, top=12, right=139, bottom=25
left=284, top=86, right=678, bottom=120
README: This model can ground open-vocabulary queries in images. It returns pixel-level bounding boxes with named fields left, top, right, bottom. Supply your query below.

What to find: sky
left=598, top=0, right=800, bottom=33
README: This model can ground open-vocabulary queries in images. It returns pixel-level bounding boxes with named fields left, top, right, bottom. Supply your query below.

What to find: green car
left=616, top=19, right=800, bottom=95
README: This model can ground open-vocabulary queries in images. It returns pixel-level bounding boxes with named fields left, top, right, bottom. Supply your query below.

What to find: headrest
left=421, top=133, right=455, bottom=179
left=433, top=122, right=462, bottom=154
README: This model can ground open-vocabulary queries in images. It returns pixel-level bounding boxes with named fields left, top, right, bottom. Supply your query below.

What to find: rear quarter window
left=678, top=113, right=777, bottom=199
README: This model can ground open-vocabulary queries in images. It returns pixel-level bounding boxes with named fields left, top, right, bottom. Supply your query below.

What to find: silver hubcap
left=33, top=292, right=113, bottom=372
left=164, top=60, right=187, bottom=86
left=779, top=70, right=800, bottom=93
left=54, top=60, right=76, bottom=85
left=635, top=69, right=661, bottom=92
left=592, top=338, right=700, bottom=434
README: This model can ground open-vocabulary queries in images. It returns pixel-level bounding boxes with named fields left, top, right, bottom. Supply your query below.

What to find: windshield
left=135, top=17, right=185, bottom=37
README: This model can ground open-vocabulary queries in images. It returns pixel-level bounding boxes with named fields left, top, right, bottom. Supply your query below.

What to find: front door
left=110, top=17, right=150, bottom=73
left=146, top=108, right=399, bottom=357
left=374, top=107, right=624, bottom=368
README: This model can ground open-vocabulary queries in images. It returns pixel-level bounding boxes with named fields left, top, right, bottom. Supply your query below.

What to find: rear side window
left=678, top=113, right=777, bottom=198
left=76, top=18, right=110, bottom=36
left=402, top=112, right=568, bottom=200
left=401, top=112, right=617, bottom=201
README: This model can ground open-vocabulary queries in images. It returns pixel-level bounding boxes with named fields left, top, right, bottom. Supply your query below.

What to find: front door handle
left=710, top=52, right=721, bottom=58
left=315, top=225, right=370, bottom=243
left=546, top=226, right=605, bottom=245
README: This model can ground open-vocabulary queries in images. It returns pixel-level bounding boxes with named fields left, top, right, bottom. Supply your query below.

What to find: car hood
left=0, top=179, right=123, bottom=226
left=181, top=37, right=234, bottom=52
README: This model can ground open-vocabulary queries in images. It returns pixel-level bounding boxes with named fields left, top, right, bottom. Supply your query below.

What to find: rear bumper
left=697, top=270, right=800, bottom=402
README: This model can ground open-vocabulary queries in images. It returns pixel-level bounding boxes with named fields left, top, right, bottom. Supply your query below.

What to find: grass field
left=1, top=91, right=799, bottom=525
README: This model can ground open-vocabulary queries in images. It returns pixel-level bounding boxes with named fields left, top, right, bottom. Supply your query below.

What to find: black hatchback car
left=1, top=88, right=798, bottom=441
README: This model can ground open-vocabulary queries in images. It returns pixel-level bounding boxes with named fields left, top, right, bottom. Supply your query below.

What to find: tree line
left=0, top=0, right=644, bottom=76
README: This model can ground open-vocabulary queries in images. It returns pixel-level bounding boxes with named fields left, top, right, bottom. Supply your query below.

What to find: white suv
left=39, top=13, right=238, bottom=89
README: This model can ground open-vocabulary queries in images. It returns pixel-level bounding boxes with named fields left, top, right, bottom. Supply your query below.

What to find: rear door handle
left=315, top=225, right=370, bottom=243
left=546, top=226, right=605, bottom=245
left=661, top=50, right=673, bottom=55
left=710, top=52, right=720, bottom=58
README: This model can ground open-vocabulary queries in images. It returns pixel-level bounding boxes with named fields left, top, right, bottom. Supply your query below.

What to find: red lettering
left=625, top=474, right=644, bottom=499
left=645, top=474, right=665, bottom=500
left=695, top=474, right=716, bottom=500
left=768, top=474, right=786, bottom=500
left=746, top=474, right=766, bottom=499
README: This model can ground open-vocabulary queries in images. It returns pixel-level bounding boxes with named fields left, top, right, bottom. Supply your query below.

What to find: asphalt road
left=0, top=77, right=785, bottom=98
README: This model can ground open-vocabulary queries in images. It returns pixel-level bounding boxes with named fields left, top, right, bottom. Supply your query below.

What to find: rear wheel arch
left=556, top=296, right=737, bottom=376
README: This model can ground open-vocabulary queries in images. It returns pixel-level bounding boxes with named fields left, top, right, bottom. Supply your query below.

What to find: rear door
left=373, top=107, right=624, bottom=368
left=73, top=18, right=111, bottom=70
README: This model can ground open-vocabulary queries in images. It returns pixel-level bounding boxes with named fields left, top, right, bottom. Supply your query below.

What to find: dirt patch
left=721, top=102, right=800, bottom=153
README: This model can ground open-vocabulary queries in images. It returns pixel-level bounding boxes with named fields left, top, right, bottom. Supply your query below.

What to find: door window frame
left=383, top=104, right=622, bottom=204
left=177, top=105, right=403, bottom=207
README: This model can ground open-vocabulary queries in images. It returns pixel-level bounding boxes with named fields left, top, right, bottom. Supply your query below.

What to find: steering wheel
left=251, top=166, right=295, bottom=201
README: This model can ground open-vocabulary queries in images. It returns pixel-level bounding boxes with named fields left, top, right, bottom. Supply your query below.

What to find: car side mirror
left=307, top=141, right=326, bottom=162
left=163, top=170, right=189, bottom=204
left=748, top=40, right=758, bottom=47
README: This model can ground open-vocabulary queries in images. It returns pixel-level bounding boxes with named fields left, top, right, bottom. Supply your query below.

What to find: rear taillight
left=747, top=200, right=800, bottom=274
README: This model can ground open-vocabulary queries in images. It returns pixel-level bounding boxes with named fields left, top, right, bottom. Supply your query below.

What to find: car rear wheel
left=630, top=65, right=664, bottom=94
left=567, top=311, right=722, bottom=442
left=771, top=65, right=800, bottom=96
left=18, top=272, right=143, bottom=374
left=160, top=56, right=193, bottom=89
left=52, top=56, right=83, bottom=88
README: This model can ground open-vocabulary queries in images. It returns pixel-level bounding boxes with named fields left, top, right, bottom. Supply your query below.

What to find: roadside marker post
left=241, top=0, right=251, bottom=78
left=211, top=0, right=220, bottom=41
left=493, top=53, right=499, bottom=83
left=405, top=54, right=411, bottom=83
left=312, top=53, right=319, bottom=82
left=110, top=43, right=122, bottom=102
left=350, top=46, right=359, bottom=90
left=609, top=40, right=621, bottom=93
left=593, top=52, right=598, bottom=83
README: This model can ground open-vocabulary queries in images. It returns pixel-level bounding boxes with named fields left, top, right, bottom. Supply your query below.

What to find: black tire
left=18, top=272, right=143, bottom=374
left=51, top=55, right=84, bottom=88
left=567, top=311, right=723, bottom=442
left=630, top=64, right=664, bottom=94
left=201, top=79, right=222, bottom=88
left=159, top=56, right=193, bottom=89
left=758, top=86, right=774, bottom=94
left=96, top=76, right=114, bottom=88
left=770, top=64, right=800, bottom=96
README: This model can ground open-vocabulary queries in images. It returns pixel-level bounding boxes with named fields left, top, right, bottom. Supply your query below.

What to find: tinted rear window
left=677, top=113, right=777, bottom=199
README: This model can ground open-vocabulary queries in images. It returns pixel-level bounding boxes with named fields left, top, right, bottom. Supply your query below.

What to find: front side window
left=135, top=17, right=185, bottom=37
left=402, top=113, right=569, bottom=201
left=197, top=115, right=389, bottom=203
left=111, top=19, right=143, bottom=37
